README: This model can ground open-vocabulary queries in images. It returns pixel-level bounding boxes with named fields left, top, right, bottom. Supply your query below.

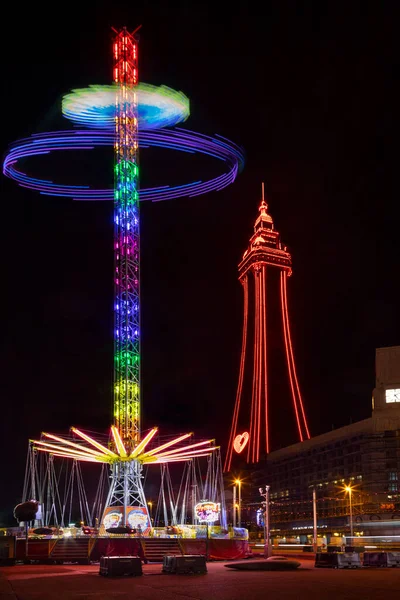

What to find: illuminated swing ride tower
left=4, top=23, right=245, bottom=528
left=107, top=26, right=143, bottom=520
left=224, top=185, right=310, bottom=472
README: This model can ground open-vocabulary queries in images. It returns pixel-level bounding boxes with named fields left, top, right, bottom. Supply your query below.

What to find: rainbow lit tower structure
left=108, top=27, right=143, bottom=516
left=4, top=25, right=245, bottom=530
left=24, top=28, right=218, bottom=529
left=224, top=185, right=310, bottom=472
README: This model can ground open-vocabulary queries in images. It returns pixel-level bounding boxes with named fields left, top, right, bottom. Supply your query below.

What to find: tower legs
left=248, top=266, right=268, bottom=462
left=224, top=276, right=249, bottom=472
left=280, top=271, right=310, bottom=441
left=102, top=460, right=150, bottom=531
left=225, top=266, right=310, bottom=471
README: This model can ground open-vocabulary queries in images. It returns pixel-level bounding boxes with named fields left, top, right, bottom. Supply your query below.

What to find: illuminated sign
left=234, top=432, right=249, bottom=453
left=386, top=389, right=400, bottom=403
left=380, top=503, right=395, bottom=510
left=195, top=501, right=220, bottom=523
left=102, top=506, right=150, bottom=532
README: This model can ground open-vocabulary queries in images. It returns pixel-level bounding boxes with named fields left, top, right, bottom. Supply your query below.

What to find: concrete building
left=251, top=346, right=400, bottom=543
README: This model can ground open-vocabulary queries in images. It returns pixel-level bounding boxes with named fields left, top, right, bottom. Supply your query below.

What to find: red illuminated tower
left=224, top=185, right=310, bottom=471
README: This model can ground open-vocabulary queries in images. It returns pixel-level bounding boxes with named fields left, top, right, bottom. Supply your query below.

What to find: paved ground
left=1, top=559, right=400, bottom=600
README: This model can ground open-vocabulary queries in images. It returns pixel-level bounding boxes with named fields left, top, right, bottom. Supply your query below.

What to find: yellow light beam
left=153, top=439, right=215, bottom=458
left=130, top=427, right=158, bottom=458
left=34, top=447, right=101, bottom=463
left=111, top=426, right=127, bottom=457
left=155, top=446, right=217, bottom=460
left=154, top=453, right=213, bottom=463
left=146, top=448, right=218, bottom=463
left=41, top=433, right=107, bottom=457
left=140, top=432, right=192, bottom=458
left=71, top=427, right=118, bottom=457
left=32, top=439, right=105, bottom=460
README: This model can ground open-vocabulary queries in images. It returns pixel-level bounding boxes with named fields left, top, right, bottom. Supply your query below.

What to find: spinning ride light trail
left=3, top=130, right=244, bottom=201
left=3, top=26, right=244, bottom=528
left=62, top=83, right=190, bottom=129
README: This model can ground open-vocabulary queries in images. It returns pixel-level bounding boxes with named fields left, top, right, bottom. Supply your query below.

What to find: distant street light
left=235, top=479, right=242, bottom=527
left=233, top=484, right=237, bottom=527
left=345, top=485, right=354, bottom=538
left=312, top=487, right=318, bottom=552
left=259, top=485, right=271, bottom=558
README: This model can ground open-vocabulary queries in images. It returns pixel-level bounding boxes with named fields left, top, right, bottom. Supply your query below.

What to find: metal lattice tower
left=23, top=27, right=220, bottom=531
left=113, top=27, right=140, bottom=448
left=104, top=26, right=145, bottom=522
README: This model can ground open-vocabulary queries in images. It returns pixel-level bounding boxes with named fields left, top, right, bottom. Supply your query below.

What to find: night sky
left=0, top=2, right=398, bottom=519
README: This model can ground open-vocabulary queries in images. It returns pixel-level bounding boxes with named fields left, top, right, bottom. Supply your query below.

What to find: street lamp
left=235, top=479, right=242, bottom=527
left=312, top=487, right=318, bottom=552
left=345, top=485, right=354, bottom=538
left=259, top=485, right=271, bottom=558
left=148, top=500, right=153, bottom=525
left=233, top=484, right=237, bottom=527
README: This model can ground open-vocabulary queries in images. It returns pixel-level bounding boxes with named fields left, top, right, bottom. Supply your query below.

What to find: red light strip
left=280, top=272, right=303, bottom=441
left=247, top=274, right=256, bottom=462
left=224, top=276, right=249, bottom=471
left=249, top=268, right=260, bottom=463
left=261, top=265, right=269, bottom=454
left=256, top=270, right=262, bottom=462
left=282, top=271, right=310, bottom=439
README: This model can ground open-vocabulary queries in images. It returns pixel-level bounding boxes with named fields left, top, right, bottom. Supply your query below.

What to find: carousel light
left=111, top=425, right=127, bottom=457
left=129, top=427, right=158, bottom=458
left=70, top=427, right=118, bottom=457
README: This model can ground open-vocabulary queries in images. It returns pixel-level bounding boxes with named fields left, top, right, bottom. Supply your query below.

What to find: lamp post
left=259, top=485, right=271, bottom=558
left=233, top=484, right=237, bottom=527
left=312, top=487, right=318, bottom=552
left=235, top=479, right=242, bottom=527
left=345, top=485, right=354, bottom=539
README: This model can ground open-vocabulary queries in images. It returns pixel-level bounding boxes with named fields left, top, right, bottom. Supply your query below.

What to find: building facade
left=251, top=346, right=400, bottom=543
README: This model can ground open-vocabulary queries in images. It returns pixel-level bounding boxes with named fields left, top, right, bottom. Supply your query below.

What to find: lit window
left=385, top=389, right=400, bottom=403
left=388, top=483, right=398, bottom=492
left=389, top=472, right=398, bottom=481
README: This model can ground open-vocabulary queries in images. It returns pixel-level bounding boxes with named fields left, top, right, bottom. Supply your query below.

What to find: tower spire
left=254, top=183, right=273, bottom=232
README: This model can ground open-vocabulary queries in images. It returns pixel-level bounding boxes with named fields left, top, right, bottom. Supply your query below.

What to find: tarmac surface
left=1, top=558, right=400, bottom=600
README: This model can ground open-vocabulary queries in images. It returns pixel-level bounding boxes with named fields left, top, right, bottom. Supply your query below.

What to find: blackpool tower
left=224, top=186, right=310, bottom=471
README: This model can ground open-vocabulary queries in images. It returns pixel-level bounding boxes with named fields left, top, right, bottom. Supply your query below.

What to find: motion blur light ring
left=3, top=129, right=245, bottom=202
left=62, top=84, right=190, bottom=130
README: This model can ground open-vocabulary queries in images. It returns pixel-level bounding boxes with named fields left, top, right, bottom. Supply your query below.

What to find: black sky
left=0, top=2, right=399, bottom=516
